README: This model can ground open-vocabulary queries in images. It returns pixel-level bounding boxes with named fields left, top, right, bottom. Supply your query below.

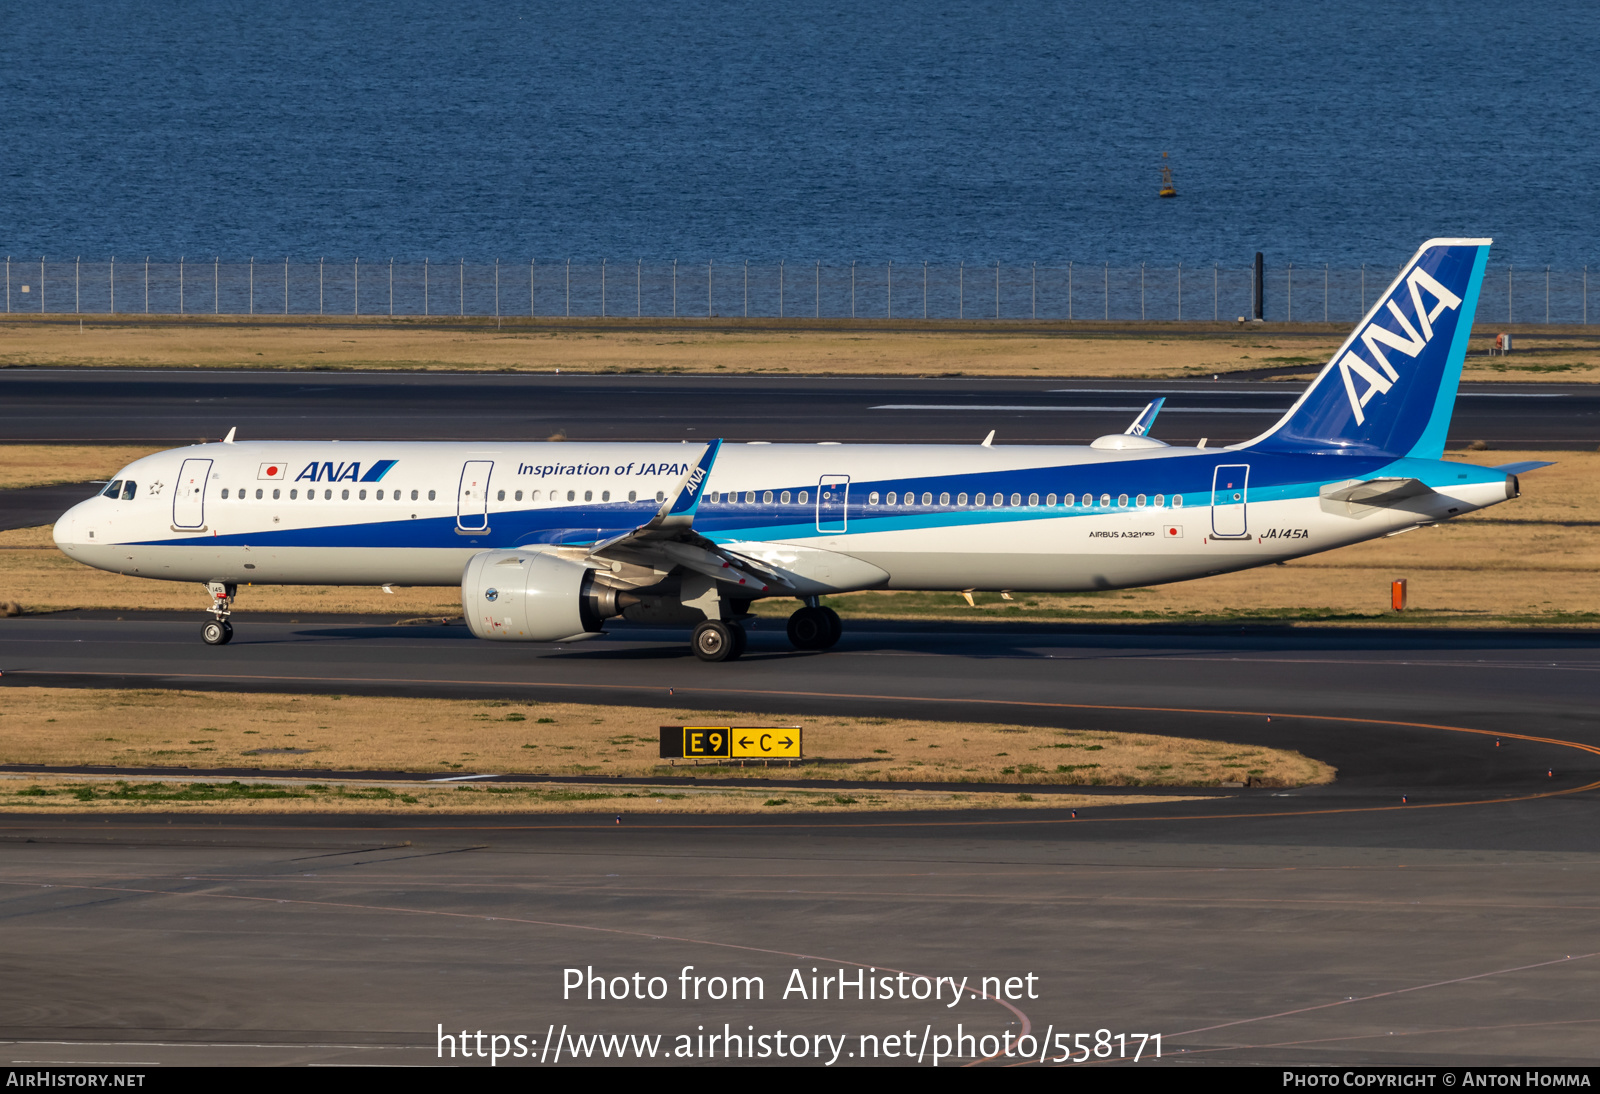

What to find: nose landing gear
left=201, top=581, right=236, bottom=645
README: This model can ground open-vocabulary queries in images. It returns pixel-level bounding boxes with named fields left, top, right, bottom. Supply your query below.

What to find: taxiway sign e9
left=660, top=727, right=802, bottom=759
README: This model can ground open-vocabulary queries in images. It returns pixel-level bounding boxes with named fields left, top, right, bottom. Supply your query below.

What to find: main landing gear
left=786, top=603, right=841, bottom=651
left=201, top=581, right=236, bottom=645
left=691, top=619, right=747, bottom=663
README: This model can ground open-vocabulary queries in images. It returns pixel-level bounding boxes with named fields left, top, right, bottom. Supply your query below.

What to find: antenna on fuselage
left=223, top=427, right=237, bottom=444
left=980, top=430, right=995, bottom=447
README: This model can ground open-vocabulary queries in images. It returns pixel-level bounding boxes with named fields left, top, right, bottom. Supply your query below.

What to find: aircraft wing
left=588, top=439, right=794, bottom=593
left=1125, top=398, right=1165, bottom=437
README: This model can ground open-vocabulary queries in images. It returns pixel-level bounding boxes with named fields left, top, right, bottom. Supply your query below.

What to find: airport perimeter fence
left=1, top=256, right=1593, bottom=325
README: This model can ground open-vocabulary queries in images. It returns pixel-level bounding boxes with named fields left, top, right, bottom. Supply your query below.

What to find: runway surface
left=2, top=616, right=1598, bottom=1066
left=2, top=368, right=1595, bottom=447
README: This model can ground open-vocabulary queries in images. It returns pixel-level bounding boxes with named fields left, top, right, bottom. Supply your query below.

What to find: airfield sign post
left=659, top=726, right=803, bottom=766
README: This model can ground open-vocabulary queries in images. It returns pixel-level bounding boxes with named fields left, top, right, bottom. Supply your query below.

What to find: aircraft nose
left=53, top=500, right=91, bottom=556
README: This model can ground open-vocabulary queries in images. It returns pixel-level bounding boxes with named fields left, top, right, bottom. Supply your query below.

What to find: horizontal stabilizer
left=1319, top=477, right=1432, bottom=506
left=1492, top=460, right=1555, bottom=476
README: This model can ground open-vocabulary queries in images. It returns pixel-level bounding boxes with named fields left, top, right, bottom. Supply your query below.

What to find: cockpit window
left=102, top=480, right=122, bottom=498
left=121, top=481, right=137, bottom=500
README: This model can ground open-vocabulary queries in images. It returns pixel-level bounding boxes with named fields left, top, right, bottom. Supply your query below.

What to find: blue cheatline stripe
left=359, top=459, right=398, bottom=483
left=1408, top=245, right=1490, bottom=461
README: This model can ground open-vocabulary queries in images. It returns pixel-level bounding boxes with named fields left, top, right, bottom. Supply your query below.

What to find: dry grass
left=1, top=316, right=1590, bottom=381
left=5, top=449, right=1597, bottom=625
left=0, top=445, right=163, bottom=490
left=0, top=688, right=1330, bottom=791
left=0, top=774, right=1202, bottom=815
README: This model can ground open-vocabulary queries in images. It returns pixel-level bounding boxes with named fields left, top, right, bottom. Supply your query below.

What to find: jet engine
left=462, top=550, right=636, bottom=642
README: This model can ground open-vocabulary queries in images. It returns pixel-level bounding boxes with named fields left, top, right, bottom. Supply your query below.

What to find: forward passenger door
left=457, top=461, right=493, bottom=532
left=172, top=458, right=212, bottom=529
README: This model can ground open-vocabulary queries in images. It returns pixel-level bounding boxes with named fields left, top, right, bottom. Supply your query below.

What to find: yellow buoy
left=1159, top=152, right=1177, bottom=198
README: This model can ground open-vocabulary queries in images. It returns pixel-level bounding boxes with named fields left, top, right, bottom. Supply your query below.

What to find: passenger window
left=1028, top=493, right=1039, bottom=506
left=886, top=492, right=897, bottom=505
left=255, top=488, right=263, bottom=500
left=601, top=490, right=610, bottom=502
left=376, top=489, right=384, bottom=500
left=497, top=489, right=505, bottom=501
left=221, top=488, right=230, bottom=499
left=975, top=493, right=986, bottom=506
left=798, top=491, right=808, bottom=504
left=1136, top=494, right=1146, bottom=507
left=341, top=489, right=350, bottom=500
left=1100, top=494, right=1111, bottom=507
left=939, top=492, right=950, bottom=506
left=290, top=489, right=298, bottom=500
left=411, top=489, right=419, bottom=501
left=1117, top=493, right=1128, bottom=507
left=1174, top=495, right=1184, bottom=507
left=272, top=488, right=280, bottom=500
left=103, top=480, right=122, bottom=498
left=921, top=492, right=933, bottom=505
left=763, top=490, right=773, bottom=504
left=626, top=490, right=635, bottom=502
left=123, top=482, right=138, bottom=500
left=584, top=489, right=593, bottom=502
left=957, top=493, right=968, bottom=506
left=781, top=491, right=791, bottom=504
left=427, top=490, right=436, bottom=501
left=656, top=491, right=666, bottom=502
left=1010, top=493, right=1021, bottom=506
left=745, top=491, right=755, bottom=504
left=359, top=489, right=367, bottom=500
left=1046, top=493, right=1057, bottom=507
left=1154, top=494, right=1165, bottom=507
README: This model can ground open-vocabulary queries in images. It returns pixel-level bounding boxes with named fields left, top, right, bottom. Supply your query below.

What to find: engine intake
left=462, top=550, right=636, bottom=642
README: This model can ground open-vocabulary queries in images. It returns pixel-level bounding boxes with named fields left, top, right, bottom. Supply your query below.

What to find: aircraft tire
left=692, top=620, right=740, bottom=662
left=202, top=620, right=233, bottom=646
left=786, top=607, right=833, bottom=650
left=819, top=607, right=842, bottom=649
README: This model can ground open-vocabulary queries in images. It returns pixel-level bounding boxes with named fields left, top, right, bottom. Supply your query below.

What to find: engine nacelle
left=462, top=550, right=633, bottom=642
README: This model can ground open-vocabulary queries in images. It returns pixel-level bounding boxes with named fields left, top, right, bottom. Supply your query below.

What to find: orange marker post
left=1391, top=579, right=1407, bottom=612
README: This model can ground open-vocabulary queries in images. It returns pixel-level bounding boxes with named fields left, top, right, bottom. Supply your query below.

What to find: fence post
left=1508, top=266, right=1513, bottom=323
left=815, top=261, right=819, bottom=318
left=637, top=258, right=642, bottom=318
left=284, top=256, right=288, bottom=315
left=179, top=255, right=184, bottom=314
left=1360, top=264, right=1365, bottom=315
left=75, top=256, right=80, bottom=314
left=779, top=260, right=784, bottom=318
left=851, top=260, right=856, bottom=318
left=1140, top=262, right=1145, bottom=321
left=148, top=257, right=152, bottom=314
left=39, top=255, right=44, bottom=313
left=959, top=261, right=964, bottom=319
left=1177, top=261, right=1182, bottom=321
left=319, top=257, right=324, bottom=316
left=995, top=260, right=1000, bottom=319
left=1286, top=262, right=1292, bottom=322
left=4, top=255, right=8, bottom=313
left=1032, top=262, right=1036, bottom=320
left=923, top=261, right=927, bottom=319
left=425, top=257, right=430, bottom=316
left=248, top=257, right=253, bottom=315
left=530, top=257, right=535, bottom=318
left=1068, top=261, right=1073, bottom=321
left=887, top=261, right=892, bottom=319
left=494, top=258, right=499, bottom=319
left=1104, top=262, right=1108, bottom=321
left=673, top=259, right=678, bottom=317
left=1585, top=265, right=1589, bottom=326
left=109, top=256, right=114, bottom=314
left=1546, top=266, right=1550, bottom=324
left=390, top=258, right=394, bottom=316
left=743, top=259, right=748, bottom=318
left=459, top=257, right=464, bottom=317
left=708, top=259, right=713, bottom=317
left=354, top=257, right=360, bottom=316
left=1213, top=262, right=1218, bottom=320
left=601, top=258, right=607, bottom=317
left=565, top=258, right=570, bottom=317
left=1324, top=263, right=1328, bottom=322
left=213, top=256, right=218, bottom=314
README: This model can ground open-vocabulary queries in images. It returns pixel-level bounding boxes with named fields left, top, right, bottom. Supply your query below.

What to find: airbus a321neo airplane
left=55, top=238, right=1548, bottom=662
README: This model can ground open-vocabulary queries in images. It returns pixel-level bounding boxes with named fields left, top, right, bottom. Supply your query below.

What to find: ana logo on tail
left=1337, top=266, right=1463, bottom=425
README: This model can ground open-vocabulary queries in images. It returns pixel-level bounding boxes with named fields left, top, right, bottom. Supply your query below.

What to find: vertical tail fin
left=1244, top=238, right=1490, bottom=459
